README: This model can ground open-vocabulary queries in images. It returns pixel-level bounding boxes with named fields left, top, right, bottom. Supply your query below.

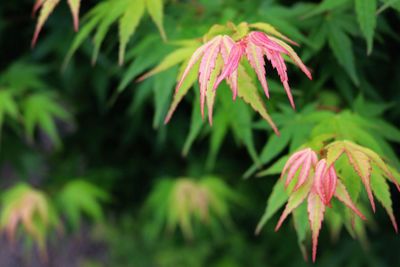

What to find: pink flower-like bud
left=314, top=159, right=337, bottom=205
left=281, top=148, right=318, bottom=190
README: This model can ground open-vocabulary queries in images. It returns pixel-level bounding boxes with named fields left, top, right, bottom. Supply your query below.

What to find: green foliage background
left=0, top=0, right=400, bottom=266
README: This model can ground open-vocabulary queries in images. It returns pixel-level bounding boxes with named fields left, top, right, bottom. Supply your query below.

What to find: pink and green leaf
left=307, top=190, right=326, bottom=262
left=236, top=65, right=279, bottom=135
left=334, top=179, right=366, bottom=220
left=206, top=56, right=224, bottom=125
left=199, top=36, right=222, bottom=118
left=314, top=159, right=337, bottom=205
left=349, top=141, right=400, bottom=191
left=269, top=36, right=313, bottom=80
left=32, top=0, right=60, bottom=47
left=325, top=142, right=345, bottom=168
left=345, top=149, right=375, bottom=212
left=245, top=41, right=270, bottom=98
left=250, top=22, right=299, bottom=46
left=175, top=40, right=212, bottom=94
left=67, top=0, right=81, bottom=31
left=165, top=61, right=200, bottom=123
left=285, top=153, right=308, bottom=188
left=275, top=176, right=313, bottom=231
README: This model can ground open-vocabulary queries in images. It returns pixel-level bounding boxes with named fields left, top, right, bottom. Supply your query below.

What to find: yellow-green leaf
left=138, top=46, right=197, bottom=81
left=32, top=0, right=60, bottom=46
left=67, top=0, right=81, bottom=31
left=145, top=0, right=166, bottom=41
left=236, top=65, right=279, bottom=135
left=118, top=0, right=145, bottom=65
left=164, top=60, right=199, bottom=123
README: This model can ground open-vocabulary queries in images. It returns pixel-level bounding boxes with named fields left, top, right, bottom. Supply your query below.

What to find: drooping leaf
left=32, top=0, right=60, bottom=46
left=0, top=183, right=59, bottom=253
left=255, top=179, right=288, bottom=234
left=250, top=22, right=298, bottom=46
left=371, top=169, right=398, bottom=232
left=327, top=20, right=359, bottom=85
left=307, top=191, right=326, bottom=263
left=138, top=47, right=197, bottom=81
left=268, top=37, right=312, bottom=80
left=236, top=65, right=279, bottom=135
left=355, top=0, right=377, bottom=54
left=165, top=61, right=199, bottom=123
left=0, top=90, right=19, bottom=132
left=182, top=90, right=204, bottom=156
left=118, top=0, right=145, bottom=64
left=275, top=175, right=313, bottom=231
left=23, top=93, right=71, bottom=148
left=206, top=56, right=224, bottom=124
left=206, top=109, right=229, bottom=169
left=145, top=0, right=166, bottom=40
left=345, top=148, right=375, bottom=211
left=199, top=36, right=222, bottom=118
left=334, top=179, right=366, bottom=220
left=257, top=155, right=289, bottom=177
left=67, top=0, right=81, bottom=31
left=292, top=202, right=309, bottom=260
left=92, top=2, right=126, bottom=64
left=245, top=41, right=269, bottom=98
left=58, top=180, right=109, bottom=229
left=152, top=68, right=177, bottom=128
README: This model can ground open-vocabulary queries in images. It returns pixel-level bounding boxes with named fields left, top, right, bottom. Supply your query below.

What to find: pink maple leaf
left=280, top=148, right=318, bottom=190
left=276, top=149, right=365, bottom=262
left=175, top=35, right=239, bottom=122
left=214, top=31, right=312, bottom=108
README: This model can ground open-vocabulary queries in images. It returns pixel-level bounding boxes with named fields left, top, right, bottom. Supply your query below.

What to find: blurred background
left=0, top=0, right=400, bottom=266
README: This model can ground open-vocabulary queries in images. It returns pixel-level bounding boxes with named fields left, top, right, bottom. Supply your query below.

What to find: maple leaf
left=32, top=0, right=81, bottom=46
left=280, top=148, right=318, bottom=190
left=140, top=22, right=311, bottom=132
left=146, top=176, right=240, bottom=239
left=325, top=140, right=400, bottom=213
left=174, top=35, right=242, bottom=124
left=274, top=149, right=365, bottom=262
left=0, top=184, right=60, bottom=255
left=214, top=31, right=312, bottom=109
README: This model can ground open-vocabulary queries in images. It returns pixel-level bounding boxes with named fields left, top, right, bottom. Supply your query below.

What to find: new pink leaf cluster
left=175, top=31, right=312, bottom=125
left=277, top=148, right=366, bottom=262
left=175, top=35, right=238, bottom=122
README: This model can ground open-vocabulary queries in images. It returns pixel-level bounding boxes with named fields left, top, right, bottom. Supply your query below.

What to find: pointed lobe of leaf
left=67, top=0, right=81, bottom=31
left=346, top=149, right=375, bottom=212
left=275, top=175, right=313, bottom=231
left=199, top=36, right=222, bottom=118
left=118, top=0, right=145, bottom=65
left=250, top=22, right=299, bottom=46
left=334, top=179, right=366, bottom=220
left=269, top=36, right=312, bottom=80
left=371, top=171, right=398, bottom=232
left=307, top=191, right=326, bottom=262
left=32, top=0, right=60, bottom=47
left=245, top=40, right=270, bottom=98
left=214, top=40, right=246, bottom=92
left=145, top=0, right=166, bottom=41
